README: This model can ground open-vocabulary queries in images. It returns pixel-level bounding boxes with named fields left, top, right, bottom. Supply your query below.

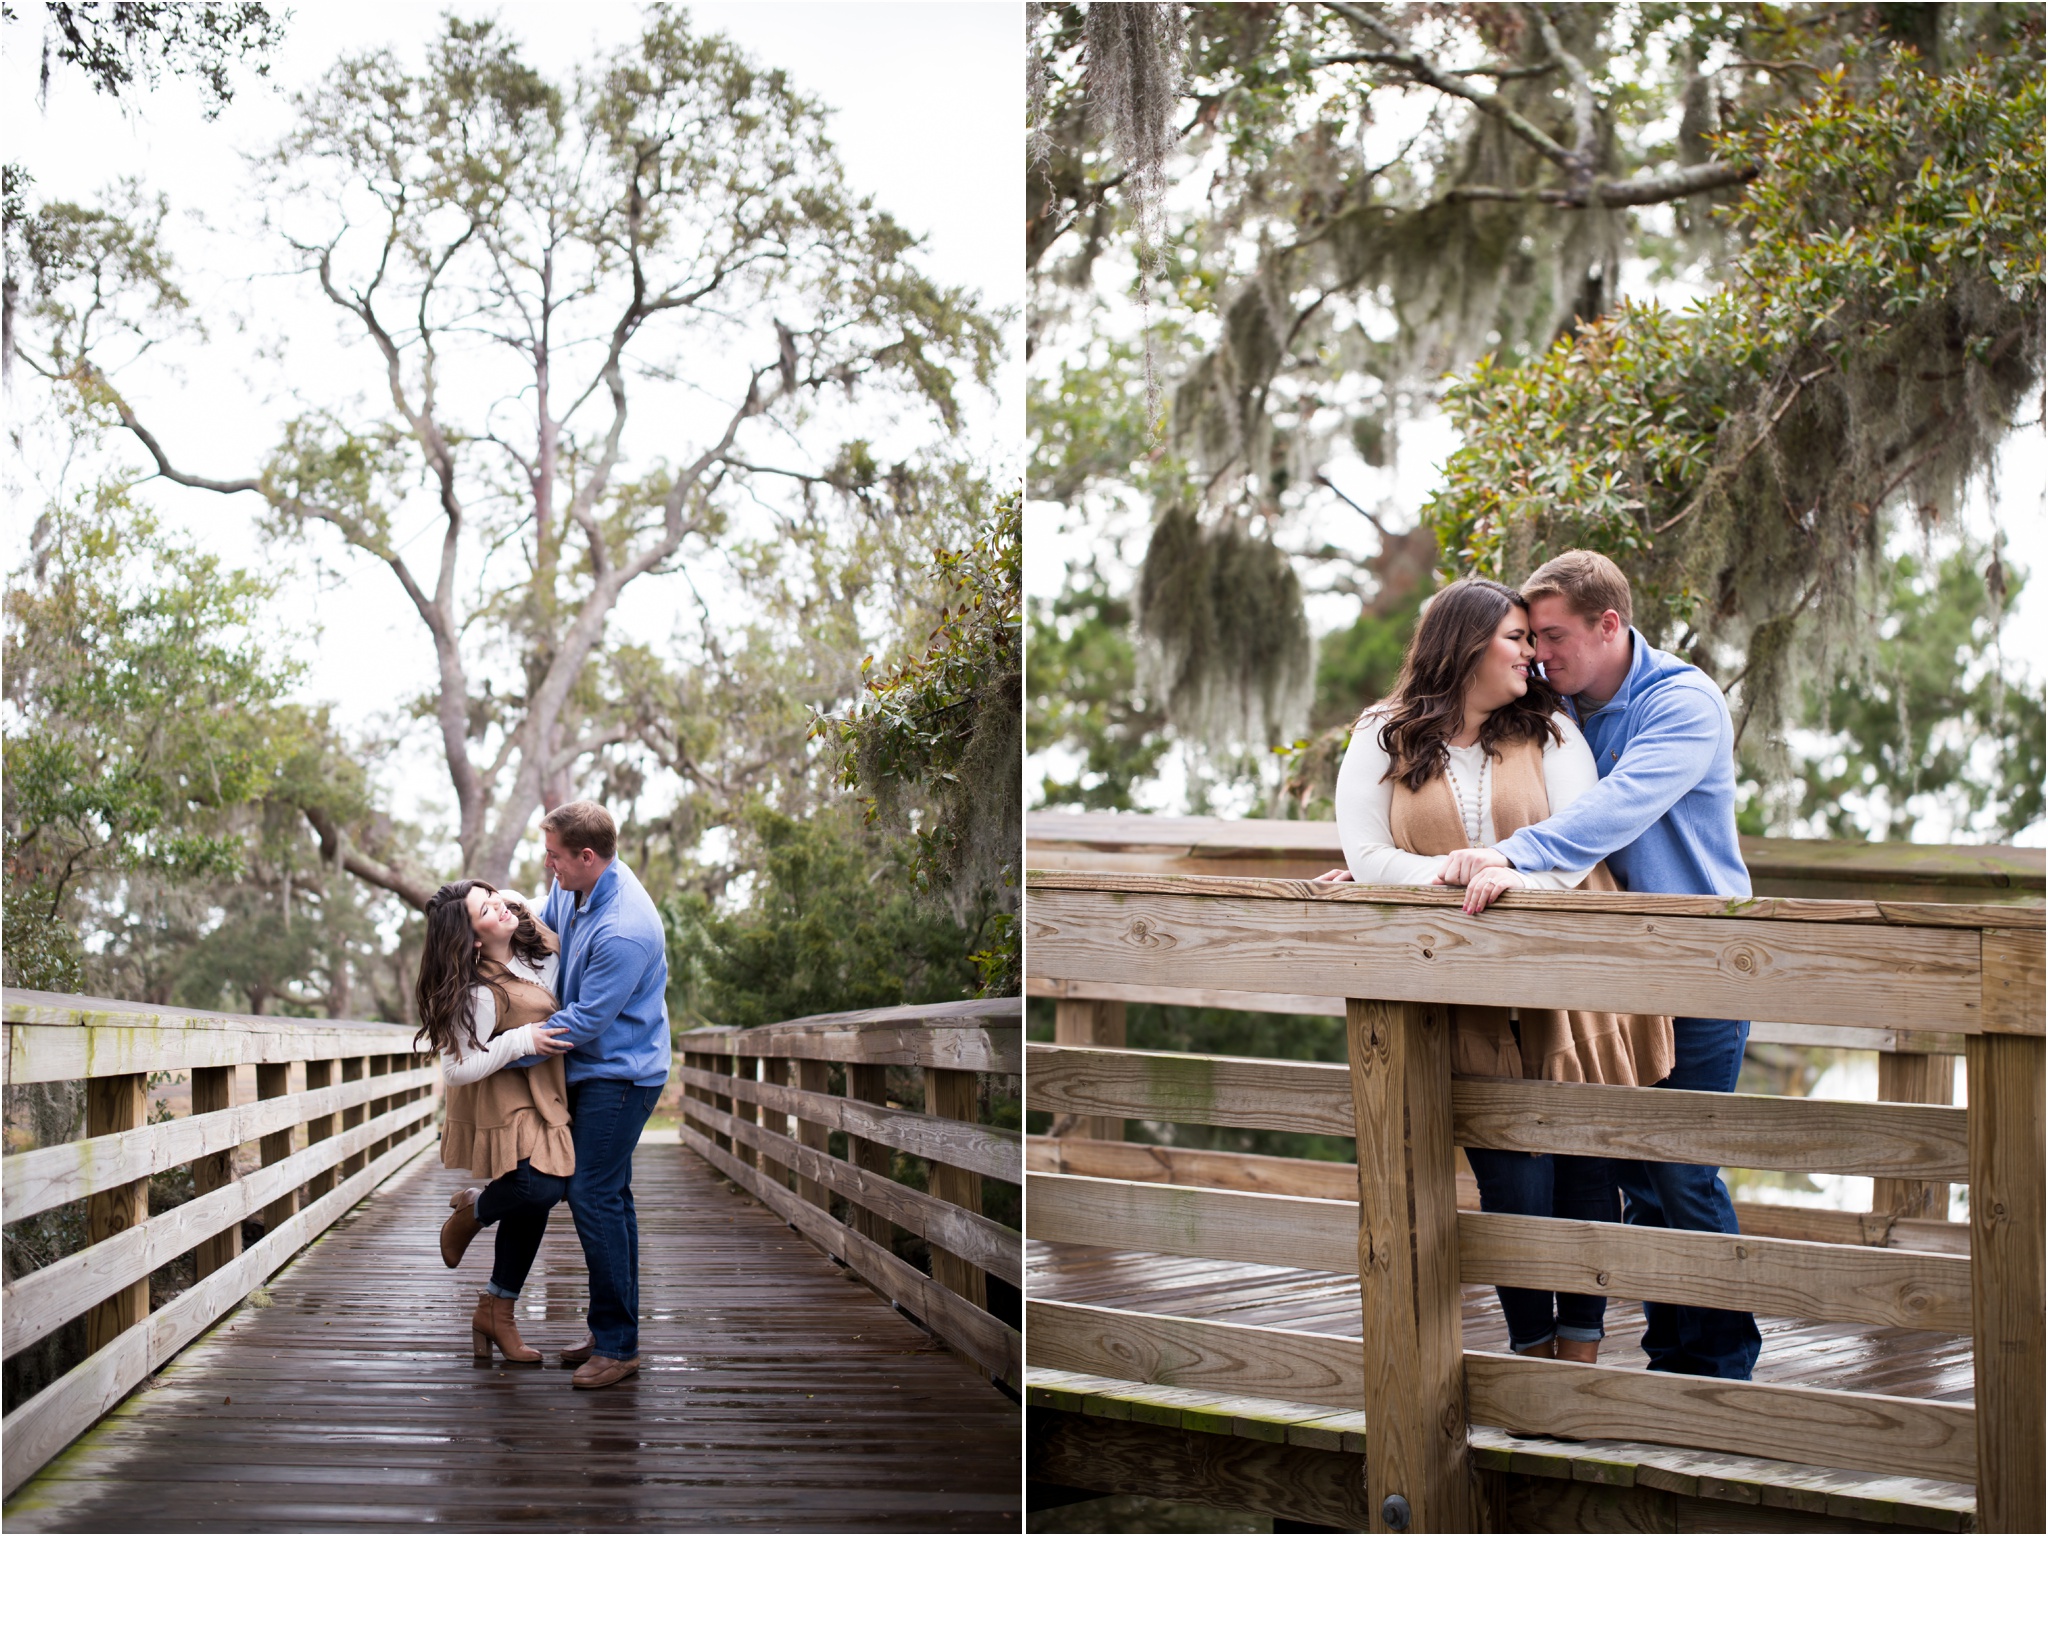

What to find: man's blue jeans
left=1612, top=1017, right=1762, bottom=1380
left=566, top=1077, right=663, bottom=1361
left=1465, top=1148, right=1620, bottom=1352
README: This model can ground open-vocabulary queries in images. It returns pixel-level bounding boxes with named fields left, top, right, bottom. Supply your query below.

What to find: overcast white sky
left=4, top=0, right=1022, bottom=866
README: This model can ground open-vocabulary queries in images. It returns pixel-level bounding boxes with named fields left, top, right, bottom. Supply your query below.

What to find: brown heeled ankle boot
left=441, top=1188, right=484, bottom=1269
left=470, top=1293, right=543, bottom=1365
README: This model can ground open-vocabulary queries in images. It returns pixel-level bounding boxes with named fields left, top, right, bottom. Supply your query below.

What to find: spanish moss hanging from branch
left=1081, top=0, right=1187, bottom=434
left=1135, top=505, right=1313, bottom=756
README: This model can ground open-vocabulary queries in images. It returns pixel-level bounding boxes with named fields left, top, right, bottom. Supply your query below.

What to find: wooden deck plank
left=6, top=1146, right=1018, bottom=1533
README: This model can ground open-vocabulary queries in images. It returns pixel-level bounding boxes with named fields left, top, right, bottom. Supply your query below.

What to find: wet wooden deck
left=6, top=1145, right=1019, bottom=1532
left=1029, top=1241, right=1975, bottom=1403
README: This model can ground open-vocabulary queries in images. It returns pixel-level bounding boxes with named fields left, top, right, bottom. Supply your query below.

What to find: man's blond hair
left=1520, top=549, right=1633, bottom=628
left=541, top=800, right=617, bottom=860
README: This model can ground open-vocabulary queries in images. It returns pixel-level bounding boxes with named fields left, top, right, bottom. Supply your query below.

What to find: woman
left=414, top=880, right=575, bottom=1364
left=1333, top=577, right=1673, bottom=1364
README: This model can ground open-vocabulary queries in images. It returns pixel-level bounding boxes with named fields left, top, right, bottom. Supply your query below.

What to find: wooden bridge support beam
left=256, top=1063, right=296, bottom=1234
left=847, top=1063, right=896, bottom=1249
left=189, top=1065, right=240, bottom=1279
left=339, top=1057, right=367, bottom=1178
left=1874, top=1051, right=1955, bottom=1221
left=925, top=1066, right=988, bottom=1313
left=793, top=1059, right=833, bottom=1212
left=1054, top=999, right=1124, bottom=1144
left=1967, top=1029, right=2045, bottom=1533
left=1345, top=998, right=1475, bottom=1534
left=85, top=1072, right=150, bottom=1350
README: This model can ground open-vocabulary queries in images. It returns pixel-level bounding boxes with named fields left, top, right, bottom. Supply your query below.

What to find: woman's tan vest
left=439, top=966, right=576, bottom=1180
left=1388, top=736, right=1674, bottom=1088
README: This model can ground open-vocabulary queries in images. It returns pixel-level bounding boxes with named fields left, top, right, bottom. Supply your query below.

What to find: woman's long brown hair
left=1370, top=578, right=1564, bottom=791
left=412, top=880, right=554, bottom=1057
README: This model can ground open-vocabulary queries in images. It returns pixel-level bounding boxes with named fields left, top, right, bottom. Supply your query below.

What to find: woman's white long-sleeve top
left=439, top=882, right=561, bottom=1088
left=1333, top=710, right=1600, bottom=890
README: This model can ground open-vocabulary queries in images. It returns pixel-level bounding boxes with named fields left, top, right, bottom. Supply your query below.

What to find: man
left=1437, top=549, right=1762, bottom=1381
left=527, top=800, right=671, bottom=1389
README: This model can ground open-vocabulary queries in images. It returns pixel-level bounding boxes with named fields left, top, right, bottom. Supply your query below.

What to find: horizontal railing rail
left=676, top=999, right=1022, bottom=1389
left=2, top=989, right=438, bottom=1497
left=1023, top=1132, right=1972, bottom=1257
left=1023, top=873, right=2045, bottom=1532
left=1026, top=812, right=2048, bottom=903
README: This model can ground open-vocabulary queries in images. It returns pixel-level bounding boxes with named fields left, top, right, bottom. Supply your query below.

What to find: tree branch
left=301, top=806, right=436, bottom=912
left=1440, top=158, right=1758, bottom=209
left=1321, top=2, right=1577, bottom=170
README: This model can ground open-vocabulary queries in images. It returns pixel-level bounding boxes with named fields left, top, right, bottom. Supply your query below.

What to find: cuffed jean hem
left=483, top=1280, right=519, bottom=1299
left=1556, top=1323, right=1605, bottom=1343
left=1512, top=1332, right=1555, bottom=1354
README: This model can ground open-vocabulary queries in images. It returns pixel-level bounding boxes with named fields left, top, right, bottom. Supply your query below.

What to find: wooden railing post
left=85, top=1072, right=150, bottom=1349
left=1966, top=1029, right=2045, bottom=1533
left=339, top=1057, right=367, bottom=1177
left=924, top=1065, right=988, bottom=1312
left=1053, top=998, right=1124, bottom=1143
left=1346, top=998, right=1474, bottom=1534
left=733, top=1055, right=762, bottom=1173
left=366, top=1054, right=393, bottom=1160
left=681, top=1051, right=713, bottom=1140
left=1874, top=1051, right=1956, bottom=1221
left=847, top=1062, right=895, bottom=1248
left=303, top=1059, right=339, bottom=1203
left=189, top=1064, right=240, bottom=1279
left=793, top=1058, right=833, bottom=1212
left=712, top=1054, right=736, bottom=1152
left=758, top=1058, right=791, bottom=1191
left=256, top=1063, right=297, bottom=1233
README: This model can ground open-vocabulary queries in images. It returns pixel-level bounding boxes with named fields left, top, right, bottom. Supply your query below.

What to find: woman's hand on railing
left=1312, top=868, right=1353, bottom=884
left=1459, top=865, right=1520, bottom=914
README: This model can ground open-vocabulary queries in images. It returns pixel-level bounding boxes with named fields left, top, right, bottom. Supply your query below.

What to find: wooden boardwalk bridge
left=3, top=994, right=1020, bottom=1531
left=1023, top=814, right=2044, bottom=1534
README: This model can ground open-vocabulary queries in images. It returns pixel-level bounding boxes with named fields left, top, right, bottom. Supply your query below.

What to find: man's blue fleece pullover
left=1496, top=630, right=1753, bottom=899
left=537, top=857, right=672, bottom=1088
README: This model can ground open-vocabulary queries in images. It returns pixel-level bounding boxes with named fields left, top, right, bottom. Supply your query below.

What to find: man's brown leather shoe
left=559, top=1333, right=596, bottom=1368
left=571, top=1354, right=639, bottom=1390
left=440, top=1188, right=484, bottom=1269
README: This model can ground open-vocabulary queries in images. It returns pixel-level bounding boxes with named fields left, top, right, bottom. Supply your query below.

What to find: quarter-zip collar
left=1570, top=628, right=1651, bottom=728
left=557, top=858, right=620, bottom=952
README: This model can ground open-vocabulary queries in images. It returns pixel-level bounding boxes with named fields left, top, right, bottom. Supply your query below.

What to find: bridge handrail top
left=1027, top=812, right=2047, bottom=885
left=1025, top=870, right=2046, bottom=930
left=2, top=988, right=424, bottom=1039
left=676, top=996, right=1021, bottom=1050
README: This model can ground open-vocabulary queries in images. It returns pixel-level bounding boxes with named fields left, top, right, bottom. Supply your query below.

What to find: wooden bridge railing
left=1023, top=873, right=2045, bottom=1532
left=675, top=999, right=1023, bottom=1389
left=2, top=991, right=439, bottom=1496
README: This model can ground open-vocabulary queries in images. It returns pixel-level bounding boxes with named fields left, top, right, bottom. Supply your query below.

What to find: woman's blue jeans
left=566, top=1077, right=663, bottom=1361
left=474, top=1158, right=570, bottom=1299
left=1464, top=1146, right=1620, bottom=1352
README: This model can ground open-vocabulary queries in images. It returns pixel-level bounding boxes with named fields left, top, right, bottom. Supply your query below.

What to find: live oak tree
left=1027, top=3, right=2044, bottom=778
left=10, top=1, right=286, bottom=115
left=15, top=9, right=999, bottom=907
left=817, top=489, right=1023, bottom=995
left=1, top=487, right=395, bottom=1010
